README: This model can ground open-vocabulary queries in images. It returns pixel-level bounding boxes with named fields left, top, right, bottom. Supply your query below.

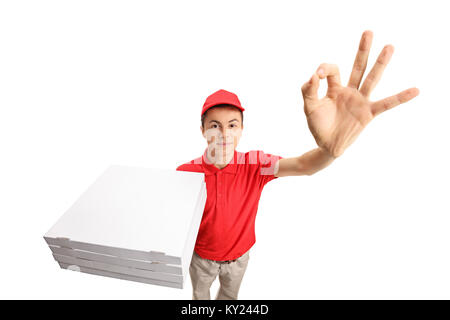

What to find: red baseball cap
left=201, top=89, right=245, bottom=116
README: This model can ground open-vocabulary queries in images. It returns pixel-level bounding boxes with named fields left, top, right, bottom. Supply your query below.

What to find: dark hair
left=201, top=104, right=244, bottom=128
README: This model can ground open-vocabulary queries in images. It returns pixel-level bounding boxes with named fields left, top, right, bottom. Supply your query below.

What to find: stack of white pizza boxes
left=43, top=165, right=206, bottom=289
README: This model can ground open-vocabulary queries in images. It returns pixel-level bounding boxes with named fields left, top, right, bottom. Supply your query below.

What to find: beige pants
left=189, top=250, right=250, bottom=300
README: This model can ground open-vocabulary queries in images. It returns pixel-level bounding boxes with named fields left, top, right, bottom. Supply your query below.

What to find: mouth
left=216, top=142, right=233, bottom=146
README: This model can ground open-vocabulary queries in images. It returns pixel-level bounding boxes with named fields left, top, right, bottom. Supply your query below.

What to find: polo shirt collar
left=202, top=148, right=238, bottom=176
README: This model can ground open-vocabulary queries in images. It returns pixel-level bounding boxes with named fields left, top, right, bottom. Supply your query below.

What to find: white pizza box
left=57, top=262, right=183, bottom=289
left=48, top=245, right=182, bottom=274
left=52, top=253, right=183, bottom=284
left=44, top=165, right=206, bottom=288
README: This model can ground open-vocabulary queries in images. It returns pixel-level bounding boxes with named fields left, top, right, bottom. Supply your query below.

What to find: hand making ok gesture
left=301, top=30, right=419, bottom=158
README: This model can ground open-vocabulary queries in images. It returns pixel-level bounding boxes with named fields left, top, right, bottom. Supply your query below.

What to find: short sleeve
left=176, top=162, right=196, bottom=173
left=258, top=150, right=284, bottom=187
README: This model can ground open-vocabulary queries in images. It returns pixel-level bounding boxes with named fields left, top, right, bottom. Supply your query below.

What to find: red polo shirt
left=176, top=149, right=283, bottom=261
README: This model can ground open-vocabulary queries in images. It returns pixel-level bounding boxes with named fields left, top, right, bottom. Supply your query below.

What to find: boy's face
left=201, top=106, right=243, bottom=165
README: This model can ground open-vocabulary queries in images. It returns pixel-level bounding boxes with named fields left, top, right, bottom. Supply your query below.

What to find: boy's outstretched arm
left=275, top=30, right=419, bottom=178
left=274, top=147, right=335, bottom=177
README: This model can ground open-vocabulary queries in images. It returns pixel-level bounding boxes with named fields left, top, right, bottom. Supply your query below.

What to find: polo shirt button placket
left=217, top=172, right=222, bottom=205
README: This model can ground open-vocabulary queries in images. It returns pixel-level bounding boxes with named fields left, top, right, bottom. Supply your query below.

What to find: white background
left=0, top=0, right=448, bottom=299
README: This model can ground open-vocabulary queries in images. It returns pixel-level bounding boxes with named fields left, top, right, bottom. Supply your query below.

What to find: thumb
left=301, top=72, right=320, bottom=115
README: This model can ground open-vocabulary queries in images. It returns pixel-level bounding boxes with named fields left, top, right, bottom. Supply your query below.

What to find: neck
left=206, top=148, right=235, bottom=169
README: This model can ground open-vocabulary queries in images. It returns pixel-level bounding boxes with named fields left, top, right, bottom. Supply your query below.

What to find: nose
left=220, top=128, right=233, bottom=141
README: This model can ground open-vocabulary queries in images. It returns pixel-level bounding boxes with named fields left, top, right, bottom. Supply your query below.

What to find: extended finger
left=360, top=44, right=394, bottom=97
left=347, top=30, right=373, bottom=89
left=316, top=63, right=341, bottom=97
left=370, top=87, right=420, bottom=117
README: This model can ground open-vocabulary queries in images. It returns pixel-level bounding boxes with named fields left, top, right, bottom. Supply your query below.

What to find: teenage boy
left=176, top=30, right=419, bottom=300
